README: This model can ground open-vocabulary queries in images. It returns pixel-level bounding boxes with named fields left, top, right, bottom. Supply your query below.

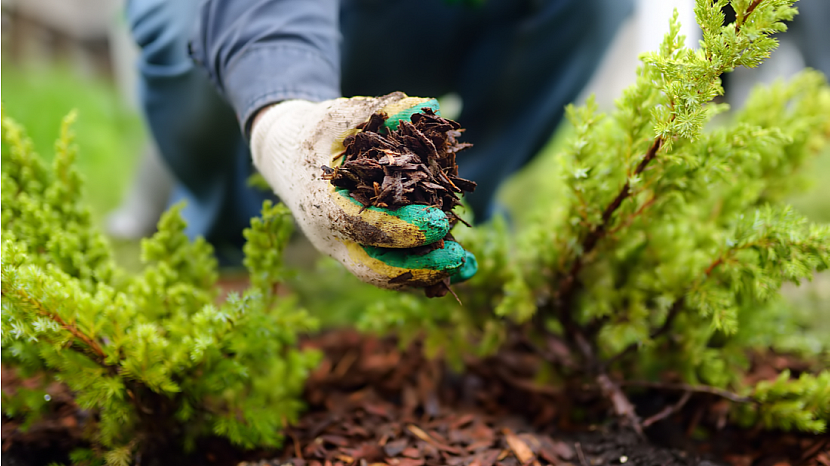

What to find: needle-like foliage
left=359, top=0, right=830, bottom=433
left=1, top=111, right=320, bottom=464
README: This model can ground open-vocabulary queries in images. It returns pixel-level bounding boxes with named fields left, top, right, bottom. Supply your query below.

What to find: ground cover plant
left=3, top=0, right=830, bottom=464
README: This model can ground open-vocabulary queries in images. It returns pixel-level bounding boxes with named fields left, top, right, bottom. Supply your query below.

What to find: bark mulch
left=322, top=109, right=475, bottom=214
left=245, top=330, right=829, bottom=466
left=2, top=330, right=828, bottom=466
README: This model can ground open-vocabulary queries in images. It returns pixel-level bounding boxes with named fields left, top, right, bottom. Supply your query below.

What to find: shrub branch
left=620, top=380, right=755, bottom=404
left=3, top=288, right=112, bottom=371
left=534, top=0, right=795, bottom=433
left=554, top=137, right=665, bottom=314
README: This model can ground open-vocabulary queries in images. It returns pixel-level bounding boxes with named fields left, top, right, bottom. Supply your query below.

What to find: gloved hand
left=250, top=92, right=477, bottom=292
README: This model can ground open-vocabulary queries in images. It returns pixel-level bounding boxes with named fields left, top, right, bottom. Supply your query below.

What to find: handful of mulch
left=322, top=108, right=476, bottom=297
left=322, top=108, right=476, bottom=219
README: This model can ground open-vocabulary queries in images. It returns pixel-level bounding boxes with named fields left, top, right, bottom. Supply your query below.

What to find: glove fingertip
left=384, top=98, right=441, bottom=131
left=449, top=250, right=478, bottom=284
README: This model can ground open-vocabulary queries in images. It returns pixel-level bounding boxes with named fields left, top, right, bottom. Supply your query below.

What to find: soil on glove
left=322, top=109, right=476, bottom=221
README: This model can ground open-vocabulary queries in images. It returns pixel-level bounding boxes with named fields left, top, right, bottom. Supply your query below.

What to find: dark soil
left=2, top=330, right=828, bottom=466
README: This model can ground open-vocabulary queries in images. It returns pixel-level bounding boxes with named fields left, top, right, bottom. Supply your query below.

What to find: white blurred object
left=636, top=0, right=699, bottom=55
left=2, top=0, right=116, bottom=77
left=726, top=38, right=806, bottom=109
left=106, top=142, right=173, bottom=239
left=580, top=0, right=700, bottom=110
left=6, top=0, right=115, bottom=39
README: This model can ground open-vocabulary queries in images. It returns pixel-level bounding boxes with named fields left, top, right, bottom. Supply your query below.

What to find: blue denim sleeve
left=190, top=0, right=342, bottom=136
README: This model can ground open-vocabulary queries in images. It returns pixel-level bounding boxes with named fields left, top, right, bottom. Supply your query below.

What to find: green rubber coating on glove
left=362, top=240, right=466, bottom=271
left=337, top=189, right=449, bottom=244
left=384, top=98, right=441, bottom=132
left=449, top=250, right=478, bottom=284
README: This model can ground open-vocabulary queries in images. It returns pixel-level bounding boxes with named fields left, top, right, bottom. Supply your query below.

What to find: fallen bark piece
left=503, top=429, right=536, bottom=465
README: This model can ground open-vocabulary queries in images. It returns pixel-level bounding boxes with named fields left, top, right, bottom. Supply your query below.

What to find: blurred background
left=1, top=0, right=827, bottom=327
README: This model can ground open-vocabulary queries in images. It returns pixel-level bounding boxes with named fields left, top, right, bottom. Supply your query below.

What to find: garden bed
left=3, top=329, right=827, bottom=466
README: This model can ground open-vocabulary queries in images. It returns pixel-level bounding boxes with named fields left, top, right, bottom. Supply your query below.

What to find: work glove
left=250, top=92, right=477, bottom=293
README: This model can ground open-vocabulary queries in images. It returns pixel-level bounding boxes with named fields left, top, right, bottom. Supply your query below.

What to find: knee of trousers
left=126, top=0, right=200, bottom=70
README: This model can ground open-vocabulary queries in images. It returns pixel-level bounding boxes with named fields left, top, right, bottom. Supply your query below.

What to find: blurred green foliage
left=1, top=64, right=145, bottom=220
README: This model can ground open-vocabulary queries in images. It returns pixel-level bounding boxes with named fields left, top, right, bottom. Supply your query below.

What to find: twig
left=574, top=442, right=589, bottom=466
left=607, top=194, right=657, bottom=236
left=798, top=438, right=830, bottom=466
left=620, top=380, right=755, bottom=404
left=494, top=365, right=561, bottom=396
left=288, top=429, right=303, bottom=460
left=597, top=373, right=643, bottom=435
left=641, top=296, right=684, bottom=341
left=736, top=0, right=764, bottom=33
left=445, top=282, right=463, bottom=306
left=704, top=256, right=724, bottom=276
left=525, top=333, right=579, bottom=371
left=556, top=320, right=646, bottom=435
left=406, top=424, right=463, bottom=454
left=603, top=297, right=685, bottom=368
left=642, top=390, right=692, bottom=428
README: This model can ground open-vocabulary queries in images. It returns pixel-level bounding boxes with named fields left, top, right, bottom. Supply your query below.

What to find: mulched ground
left=2, top=330, right=828, bottom=466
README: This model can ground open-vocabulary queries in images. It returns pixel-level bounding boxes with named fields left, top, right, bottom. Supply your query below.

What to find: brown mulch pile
left=243, top=331, right=829, bottom=466
left=323, top=109, right=476, bottom=214
left=1, top=366, right=87, bottom=465
left=322, top=108, right=478, bottom=297
left=3, top=330, right=829, bottom=466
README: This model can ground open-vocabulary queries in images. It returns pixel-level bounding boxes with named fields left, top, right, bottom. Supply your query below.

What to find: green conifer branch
left=2, top=286, right=109, bottom=367
left=552, top=137, right=665, bottom=319
left=549, top=0, right=793, bottom=321
left=736, top=0, right=764, bottom=32
left=2, top=113, right=320, bottom=463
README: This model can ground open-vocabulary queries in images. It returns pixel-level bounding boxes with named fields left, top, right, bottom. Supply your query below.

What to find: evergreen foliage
left=1, top=112, right=320, bottom=463
left=359, top=0, right=830, bottom=433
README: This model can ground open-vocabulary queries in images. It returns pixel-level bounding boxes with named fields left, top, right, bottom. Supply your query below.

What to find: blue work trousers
left=126, top=0, right=632, bottom=248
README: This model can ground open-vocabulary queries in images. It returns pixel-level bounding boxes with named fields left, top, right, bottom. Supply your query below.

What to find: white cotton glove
left=250, top=92, right=477, bottom=291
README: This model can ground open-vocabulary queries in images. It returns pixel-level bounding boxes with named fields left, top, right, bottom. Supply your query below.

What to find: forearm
left=190, top=0, right=342, bottom=136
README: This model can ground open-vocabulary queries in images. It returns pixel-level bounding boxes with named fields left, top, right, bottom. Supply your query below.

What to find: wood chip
left=383, top=438, right=409, bottom=457
left=406, top=425, right=463, bottom=454
left=323, top=108, right=476, bottom=216
left=503, top=429, right=535, bottom=465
